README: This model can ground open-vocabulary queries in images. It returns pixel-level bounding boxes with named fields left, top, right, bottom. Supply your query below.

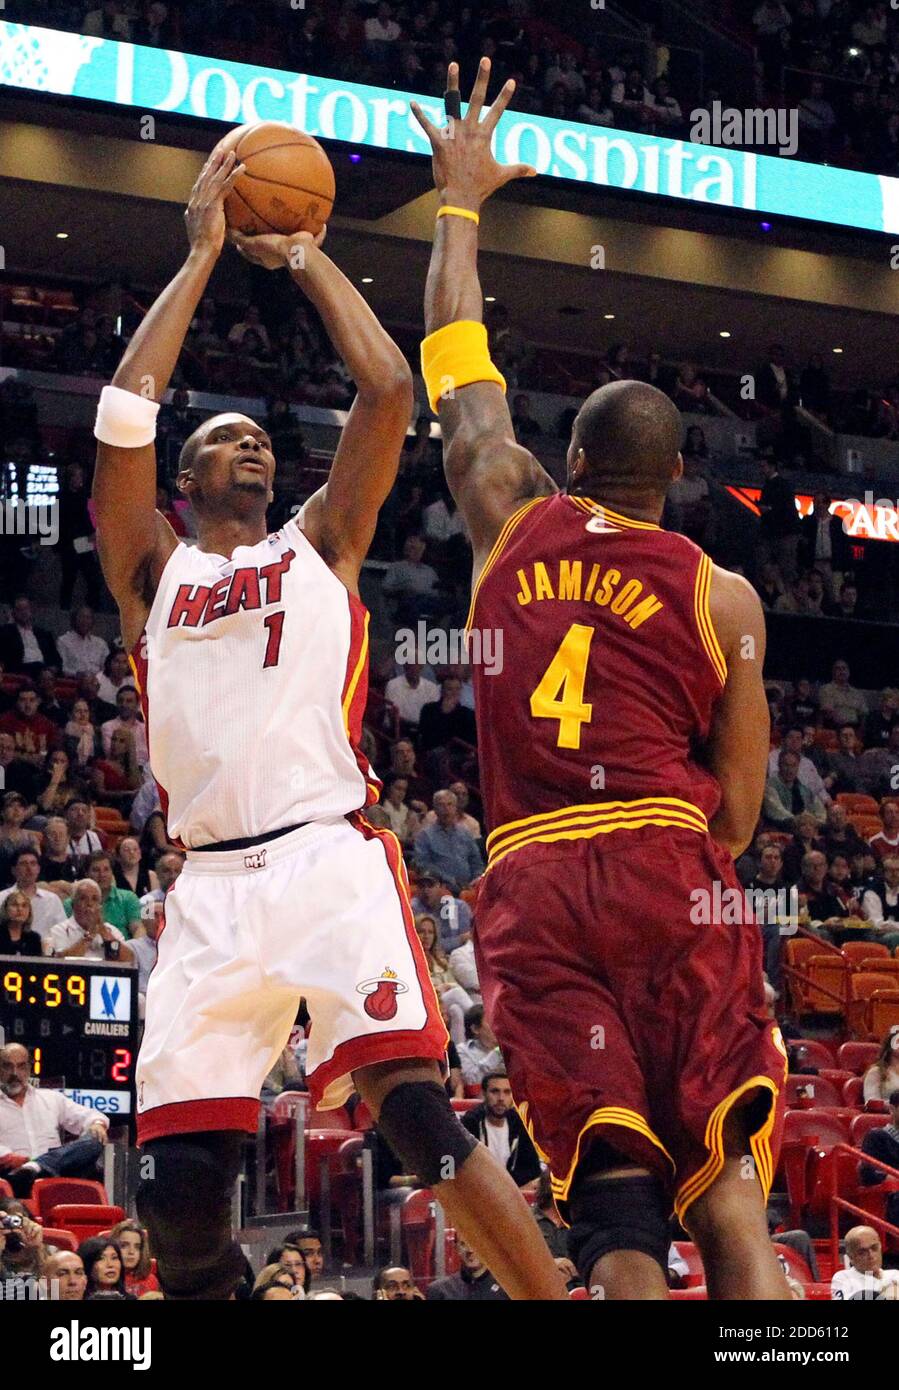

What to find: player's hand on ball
left=229, top=226, right=327, bottom=271
left=411, top=57, right=536, bottom=212
left=185, top=148, right=246, bottom=256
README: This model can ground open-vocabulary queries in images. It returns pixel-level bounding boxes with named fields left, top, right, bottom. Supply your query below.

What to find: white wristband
left=94, top=384, right=161, bottom=448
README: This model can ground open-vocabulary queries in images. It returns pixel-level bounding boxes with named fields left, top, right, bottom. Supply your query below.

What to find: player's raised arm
left=412, top=60, right=557, bottom=566
left=92, top=148, right=244, bottom=649
left=704, top=567, right=771, bottom=858
left=231, top=227, right=412, bottom=587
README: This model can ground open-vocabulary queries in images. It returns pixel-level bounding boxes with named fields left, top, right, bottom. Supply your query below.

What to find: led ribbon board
left=2, top=22, right=897, bottom=233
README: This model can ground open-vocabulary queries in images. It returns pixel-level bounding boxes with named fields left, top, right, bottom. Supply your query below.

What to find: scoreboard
left=0, top=955, right=138, bottom=1118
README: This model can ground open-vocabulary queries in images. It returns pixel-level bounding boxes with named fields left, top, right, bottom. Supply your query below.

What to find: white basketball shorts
left=135, top=813, right=448, bottom=1144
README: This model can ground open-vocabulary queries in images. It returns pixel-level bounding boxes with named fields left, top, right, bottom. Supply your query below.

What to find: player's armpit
left=93, top=440, right=179, bottom=649
left=704, top=568, right=769, bottom=859
left=439, top=382, right=557, bottom=561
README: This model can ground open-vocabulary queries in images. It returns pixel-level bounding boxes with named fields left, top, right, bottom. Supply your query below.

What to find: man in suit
left=799, top=494, right=849, bottom=598
left=0, top=597, right=59, bottom=675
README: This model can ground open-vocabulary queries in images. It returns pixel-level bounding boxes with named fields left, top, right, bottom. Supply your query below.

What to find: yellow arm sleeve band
left=420, top=320, right=507, bottom=415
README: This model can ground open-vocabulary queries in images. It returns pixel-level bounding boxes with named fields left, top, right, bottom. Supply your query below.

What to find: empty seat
left=866, top=989, right=899, bottom=1040
left=837, top=794, right=880, bottom=816
left=842, top=941, right=890, bottom=966
left=31, top=1177, right=108, bottom=1222
left=838, top=1041, right=880, bottom=1073
left=48, top=1204, right=125, bottom=1240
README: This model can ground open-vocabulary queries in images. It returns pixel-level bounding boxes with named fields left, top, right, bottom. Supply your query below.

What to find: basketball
left=216, top=120, right=335, bottom=238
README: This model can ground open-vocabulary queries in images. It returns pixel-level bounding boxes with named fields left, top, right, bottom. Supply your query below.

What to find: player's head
left=566, top=381, right=683, bottom=511
left=176, top=413, right=275, bottom=520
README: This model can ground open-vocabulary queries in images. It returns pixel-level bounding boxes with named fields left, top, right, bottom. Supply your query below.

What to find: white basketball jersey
left=131, top=516, right=379, bottom=848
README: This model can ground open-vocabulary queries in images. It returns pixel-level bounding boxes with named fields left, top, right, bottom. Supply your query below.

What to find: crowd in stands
left=10, top=0, right=899, bottom=177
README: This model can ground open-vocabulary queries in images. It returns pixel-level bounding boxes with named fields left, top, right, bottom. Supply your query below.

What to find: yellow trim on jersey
left=464, top=495, right=548, bottom=633
left=694, top=552, right=728, bottom=688
left=342, top=609, right=370, bottom=736
left=485, top=796, right=709, bottom=869
left=541, top=1106, right=675, bottom=1210
left=568, top=495, right=661, bottom=531
left=128, top=654, right=142, bottom=696
left=673, top=1071, right=783, bottom=1224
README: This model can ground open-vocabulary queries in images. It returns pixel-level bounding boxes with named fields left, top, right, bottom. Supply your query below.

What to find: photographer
left=0, top=1044, right=108, bottom=1197
left=0, top=1196, right=46, bottom=1287
left=48, top=878, right=134, bottom=963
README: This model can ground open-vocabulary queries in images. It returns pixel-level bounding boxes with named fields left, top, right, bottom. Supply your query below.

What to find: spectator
left=576, top=81, right=615, bottom=126
left=0, top=890, right=43, bottom=958
left=109, top=1219, right=161, bottom=1297
left=0, top=793, right=40, bottom=878
left=36, top=670, right=68, bottom=729
left=410, top=872, right=472, bottom=953
left=382, top=534, right=441, bottom=622
left=261, top=1045, right=303, bottom=1106
left=0, top=597, right=60, bottom=674
left=37, top=748, right=84, bottom=816
left=50, top=878, right=134, bottom=962
left=870, top=800, right=899, bottom=860
left=415, top=913, right=473, bottom=1047
left=364, top=1, right=401, bottom=57
left=863, top=690, right=899, bottom=748
left=448, top=935, right=481, bottom=1001
left=755, top=561, right=786, bottom=611
left=461, top=1072, right=541, bottom=1188
left=863, top=1027, right=899, bottom=1103
left=372, top=1265, right=422, bottom=1300
left=413, top=789, right=484, bottom=890
left=56, top=463, right=102, bottom=610
left=647, top=77, right=683, bottom=132
left=114, top=836, right=156, bottom=898
left=91, top=726, right=142, bottom=808
left=767, top=727, right=830, bottom=805
left=130, top=899, right=162, bottom=1013
left=799, top=352, right=832, bottom=419
left=66, top=851, right=142, bottom=939
left=417, top=677, right=477, bottom=754
left=818, top=660, right=868, bottom=728
left=774, top=574, right=814, bottom=615
left=287, top=1229, right=324, bottom=1287
left=132, top=0, right=175, bottom=46
left=799, top=850, right=854, bottom=935
left=426, top=1236, right=509, bottom=1300
left=0, top=1196, right=46, bottom=1287
left=138, top=849, right=184, bottom=915
left=250, top=1267, right=297, bottom=1301
left=82, top=2, right=132, bottom=39
left=64, top=697, right=100, bottom=769
left=56, top=606, right=109, bottom=678
left=511, top=393, right=543, bottom=443
left=858, top=1089, right=899, bottom=1233
left=758, top=452, right=801, bottom=582
left=0, top=686, right=61, bottom=764
left=96, top=649, right=134, bottom=708
left=0, top=1042, right=108, bottom=1196
left=0, top=730, right=39, bottom=803
left=384, top=662, right=440, bottom=729
left=387, top=739, right=433, bottom=805
left=64, top=798, right=103, bottom=866
left=831, top=1226, right=899, bottom=1299
left=0, top=847, right=66, bottom=946
left=745, top=842, right=789, bottom=990
left=44, top=1250, right=88, bottom=1301
left=79, top=1237, right=130, bottom=1298
left=822, top=802, right=868, bottom=860
left=782, top=809, right=826, bottom=881
left=227, top=304, right=271, bottom=353
left=101, top=686, right=149, bottom=767
left=422, top=779, right=481, bottom=839
left=379, top=775, right=423, bottom=847
left=457, top=1004, right=504, bottom=1085
left=763, top=749, right=827, bottom=829
left=825, top=724, right=862, bottom=794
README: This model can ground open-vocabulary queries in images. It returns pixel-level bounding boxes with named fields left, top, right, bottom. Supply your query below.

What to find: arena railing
left=827, top=1143, right=899, bottom=1272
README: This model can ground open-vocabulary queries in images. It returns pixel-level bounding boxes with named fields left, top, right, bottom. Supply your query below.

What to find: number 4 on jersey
left=530, top=622, right=594, bottom=750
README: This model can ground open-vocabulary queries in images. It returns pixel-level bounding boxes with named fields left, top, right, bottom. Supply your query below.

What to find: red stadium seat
left=791, top=1038, right=838, bottom=1070
left=670, top=1285, right=708, bottom=1299
left=836, top=794, right=880, bottom=816
left=31, top=1178, right=107, bottom=1222
left=849, top=1113, right=889, bottom=1147
left=0, top=1179, right=13, bottom=1200
left=671, top=1240, right=705, bottom=1287
left=779, top=1110, right=853, bottom=1226
left=48, top=1204, right=125, bottom=1240
left=838, top=1041, right=880, bottom=1074
left=41, top=1227, right=79, bottom=1253
left=866, top=989, right=899, bottom=1039
left=772, top=1241, right=814, bottom=1284
left=400, top=1188, right=436, bottom=1283
left=843, top=1076, right=864, bottom=1108
left=568, top=1285, right=591, bottom=1299
left=817, top=1068, right=855, bottom=1095
left=450, top=1098, right=481, bottom=1114
left=859, top=959, right=899, bottom=978
left=352, top=1100, right=374, bottom=1131
left=842, top=941, right=890, bottom=967
left=801, top=954, right=851, bottom=1017
left=848, top=972, right=896, bottom=1035
left=785, top=1074, right=842, bottom=1108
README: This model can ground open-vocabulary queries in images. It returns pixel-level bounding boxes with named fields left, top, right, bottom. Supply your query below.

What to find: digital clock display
left=0, top=955, right=138, bottom=1120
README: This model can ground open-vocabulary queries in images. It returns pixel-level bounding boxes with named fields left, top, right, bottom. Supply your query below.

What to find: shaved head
left=568, top=380, right=683, bottom=501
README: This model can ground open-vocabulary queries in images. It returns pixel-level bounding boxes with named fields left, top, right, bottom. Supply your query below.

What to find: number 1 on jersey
left=263, top=610, right=285, bottom=669
left=530, top=622, right=594, bottom=750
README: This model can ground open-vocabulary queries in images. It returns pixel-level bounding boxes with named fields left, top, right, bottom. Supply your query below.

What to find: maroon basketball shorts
left=474, top=825, right=788, bottom=1224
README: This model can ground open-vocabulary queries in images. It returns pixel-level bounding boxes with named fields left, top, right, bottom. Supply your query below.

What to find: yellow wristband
left=437, top=205, right=480, bottom=225
left=420, top=320, right=506, bottom=414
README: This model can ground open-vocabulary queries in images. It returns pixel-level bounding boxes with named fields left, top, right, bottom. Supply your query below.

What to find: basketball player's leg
left=566, top=1139, right=671, bottom=1301
left=681, top=1105, right=792, bottom=1301
left=353, top=1058, right=567, bottom=1301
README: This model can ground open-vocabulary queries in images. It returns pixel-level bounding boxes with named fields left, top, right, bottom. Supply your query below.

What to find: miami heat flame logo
left=356, top=966, right=408, bottom=1020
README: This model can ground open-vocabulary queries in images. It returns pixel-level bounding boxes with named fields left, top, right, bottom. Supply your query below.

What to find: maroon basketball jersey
left=468, top=493, right=728, bottom=868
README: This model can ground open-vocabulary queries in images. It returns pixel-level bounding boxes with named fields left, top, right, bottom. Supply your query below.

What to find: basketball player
left=92, top=145, right=564, bottom=1300
left=412, top=62, right=791, bottom=1300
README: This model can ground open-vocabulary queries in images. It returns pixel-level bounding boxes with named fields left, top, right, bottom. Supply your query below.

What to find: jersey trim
left=568, top=495, right=661, bottom=531
left=485, top=796, right=710, bottom=869
left=465, top=495, right=548, bottom=633
left=340, top=598, right=381, bottom=806
left=673, top=1069, right=783, bottom=1223
left=693, top=552, right=728, bottom=688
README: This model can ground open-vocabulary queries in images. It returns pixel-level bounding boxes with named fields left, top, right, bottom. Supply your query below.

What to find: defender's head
left=566, top=380, right=683, bottom=511
left=176, top=413, right=275, bottom=520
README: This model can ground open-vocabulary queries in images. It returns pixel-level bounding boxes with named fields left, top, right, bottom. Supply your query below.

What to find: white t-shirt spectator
left=449, top=939, right=481, bottom=999
left=0, top=1084, right=108, bottom=1159
left=422, top=500, right=465, bottom=544
left=384, top=673, right=440, bottom=725
left=96, top=671, right=132, bottom=706
left=484, top=1119, right=512, bottom=1167
left=49, top=918, right=127, bottom=960
left=862, top=1062, right=899, bottom=1103
left=69, top=829, right=103, bottom=860
left=0, top=885, right=66, bottom=950
left=831, top=1266, right=899, bottom=1299
left=458, top=1038, right=504, bottom=1085
left=227, top=318, right=271, bottom=352
left=382, top=558, right=439, bottom=598
left=56, top=630, right=109, bottom=677
left=365, top=15, right=401, bottom=41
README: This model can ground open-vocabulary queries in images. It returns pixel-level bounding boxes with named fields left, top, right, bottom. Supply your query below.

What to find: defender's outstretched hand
left=229, top=225, right=327, bottom=271
left=184, top=148, right=246, bottom=256
left=411, top=58, right=536, bottom=212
